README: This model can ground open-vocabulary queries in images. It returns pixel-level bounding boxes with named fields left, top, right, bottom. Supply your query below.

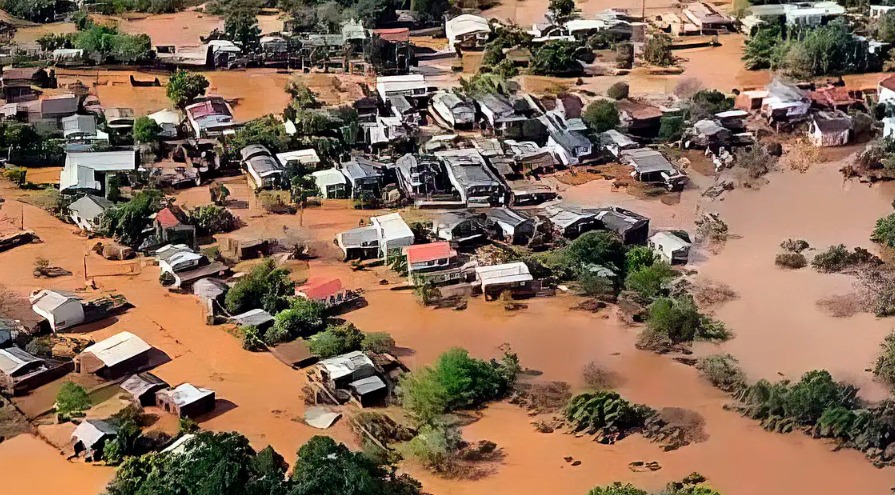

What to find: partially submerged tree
left=583, top=100, right=620, bottom=134
left=269, top=298, right=328, bottom=343
left=56, top=382, right=91, bottom=417
left=101, top=190, right=163, bottom=247
left=224, top=10, right=262, bottom=52
left=224, top=258, right=295, bottom=315
left=308, top=323, right=364, bottom=358
left=643, top=34, right=673, bottom=66
left=133, top=116, right=161, bottom=145
left=166, top=69, right=210, bottom=108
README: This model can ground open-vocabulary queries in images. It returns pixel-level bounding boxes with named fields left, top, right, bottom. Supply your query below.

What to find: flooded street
left=0, top=434, right=113, bottom=495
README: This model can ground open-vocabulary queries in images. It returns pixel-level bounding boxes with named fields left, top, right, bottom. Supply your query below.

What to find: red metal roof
left=880, top=75, right=895, bottom=93
left=373, top=28, right=410, bottom=42
left=296, top=278, right=343, bottom=300
left=155, top=207, right=182, bottom=229
left=403, top=242, right=456, bottom=264
left=807, top=85, right=861, bottom=108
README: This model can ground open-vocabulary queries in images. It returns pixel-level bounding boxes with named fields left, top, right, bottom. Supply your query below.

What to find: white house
left=159, top=251, right=205, bottom=275
left=871, top=5, right=895, bottom=18
left=649, top=231, right=691, bottom=265
left=446, top=14, right=491, bottom=51
left=371, top=212, right=414, bottom=258
left=431, top=91, right=475, bottom=129
left=60, top=150, right=137, bottom=194
left=29, top=289, right=85, bottom=332
left=376, top=74, right=428, bottom=102
left=68, top=194, right=113, bottom=232
left=310, top=168, right=350, bottom=199
left=475, top=262, right=533, bottom=297
left=276, top=149, right=321, bottom=169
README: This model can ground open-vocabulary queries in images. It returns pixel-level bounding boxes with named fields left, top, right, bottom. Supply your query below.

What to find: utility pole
left=83, top=255, right=88, bottom=282
left=641, top=0, right=646, bottom=22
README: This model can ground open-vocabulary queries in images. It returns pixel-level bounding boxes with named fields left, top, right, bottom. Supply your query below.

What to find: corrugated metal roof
left=80, top=331, right=152, bottom=368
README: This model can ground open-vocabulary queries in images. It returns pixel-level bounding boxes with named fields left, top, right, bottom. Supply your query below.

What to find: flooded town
left=1, top=0, right=895, bottom=494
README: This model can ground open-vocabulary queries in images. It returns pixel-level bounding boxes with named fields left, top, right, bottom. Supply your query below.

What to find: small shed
left=155, top=383, right=216, bottom=418
left=316, top=351, right=377, bottom=390
left=229, top=308, right=275, bottom=331
left=475, top=262, right=533, bottom=300
left=432, top=211, right=487, bottom=243
left=72, top=419, right=117, bottom=460
left=29, top=289, right=85, bottom=332
left=0, top=347, right=48, bottom=395
left=270, top=339, right=318, bottom=368
left=348, top=375, right=388, bottom=407
left=310, top=168, right=350, bottom=199
left=808, top=111, right=852, bottom=147
left=649, top=231, right=691, bottom=265
left=75, top=331, right=152, bottom=378
left=593, top=207, right=650, bottom=245
left=485, top=207, right=535, bottom=245
left=120, top=373, right=169, bottom=406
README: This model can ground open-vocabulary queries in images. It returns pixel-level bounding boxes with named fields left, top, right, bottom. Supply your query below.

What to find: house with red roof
left=296, top=278, right=362, bottom=311
left=153, top=206, right=196, bottom=248
left=402, top=242, right=468, bottom=286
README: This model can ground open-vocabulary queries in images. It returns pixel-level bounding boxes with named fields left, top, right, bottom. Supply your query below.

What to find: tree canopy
left=224, top=10, right=262, bottom=52
left=583, top=100, right=620, bottom=134
left=528, top=41, right=585, bottom=77
left=224, top=258, right=295, bottom=315
left=166, top=70, right=210, bottom=108
left=133, top=116, right=161, bottom=144
left=101, top=190, right=164, bottom=247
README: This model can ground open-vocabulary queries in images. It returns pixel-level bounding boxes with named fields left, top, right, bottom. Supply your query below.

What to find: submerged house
left=121, top=373, right=169, bottom=406
left=435, top=148, right=506, bottom=207
left=592, top=207, right=650, bottom=245
left=310, top=168, right=350, bottom=199
left=335, top=212, right=414, bottom=260
left=68, top=194, right=113, bottom=232
left=0, top=346, right=71, bottom=395
left=446, top=14, right=491, bottom=52
left=60, top=150, right=138, bottom=195
left=155, top=383, right=216, bottom=418
left=485, top=207, right=536, bottom=245
left=541, top=205, right=599, bottom=239
left=315, top=350, right=387, bottom=407
left=75, top=331, right=153, bottom=378
left=403, top=242, right=462, bottom=285
left=432, top=211, right=487, bottom=243
left=649, top=231, right=691, bottom=264
left=341, top=157, right=385, bottom=200
left=30, top=289, right=84, bottom=332
left=475, top=262, right=533, bottom=300
left=619, top=148, right=688, bottom=191
left=185, top=97, right=236, bottom=137
left=72, top=420, right=117, bottom=461
left=808, top=111, right=852, bottom=147
left=431, top=91, right=476, bottom=129
left=242, top=144, right=284, bottom=190
left=153, top=206, right=196, bottom=248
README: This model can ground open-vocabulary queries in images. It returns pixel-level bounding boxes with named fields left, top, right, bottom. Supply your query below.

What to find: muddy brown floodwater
left=0, top=434, right=114, bottom=494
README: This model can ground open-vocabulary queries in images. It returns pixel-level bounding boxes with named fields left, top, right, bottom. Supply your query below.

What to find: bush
left=362, top=332, right=396, bottom=354
left=308, top=323, right=364, bottom=358
left=643, top=34, right=673, bottom=66
left=224, top=259, right=294, bottom=314
left=540, top=231, right=627, bottom=280
left=658, top=114, right=685, bottom=142
left=401, top=422, right=462, bottom=473
left=874, top=332, right=895, bottom=385
left=582, top=361, right=616, bottom=390
left=101, top=190, right=163, bottom=247
left=775, top=252, right=807, bottom=269
left=688, top=89, right=734, bottom=121
left=583, top=100, right=620, bottom=134
left=400, top=347, right=517, bottom=425
left=646, top=296, right=730, bottom=344
left=811, top=245, right=881, bottom=273
left=578, top=270, right=617, bottom=298
left=269, top=298, right=328, bottom=343
left=241, top=325, right=265, bottom=351
left=564, top=391, right=654, bottom=434
left=696, top=354, right=746, bottom=392
left=625, top=246, right=656, bottom=273
left=780, top=239, right=810, bottom=253
left=187, top=205, right=239, bottom=237
left=624, top=261, right=677, bottom=300
left=56, top=382, right=91, bottom=417
left=872, top=213, right=895, bottom=248
left=587, top=483, right=648, bottom=495
left=166, top=69, right=209, bottom=108
left=606, top=82, right=629, bottom=100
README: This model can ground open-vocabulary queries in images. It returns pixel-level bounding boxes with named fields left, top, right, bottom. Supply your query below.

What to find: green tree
left=548, top=0, right=576, bottom=24
left=606, top=81, right=629, bottom=100
left=874, top=332, right=895, bottom=385
left=643, top=34, right=673, bottom=66
left=688, top=90, right=734, bottom=121
left=362, top=332, right=396, bottom=354
left=624, top=261, right=677, bottom=300
left=542, top=230, right=628, bottom=279
left=742, top=25, right=783, bottom=70
left=166, top=69, right=209, bottom=108
left=101, top=189, right=163, bottom=247
left=269, top=298, right=327, bottom=343
left=879, top=11, right=895, bottom=44
left=625, top=246, right=656, bottom=273
left=225, top=10, right=262, bottom=52
left=583, top=100, right=620, bottom=134
left=586, top=483, right=648, bottom=495
left=646, top=296, right=728, bottom=343
left=401, top=422, right=462, bottom=473
left=784, top=370, right=854, bottom=425
left=224, top=258, right=295, bottom=314
left=56, top=381, right=91, bottom=416
left=410, top=0, right=449, bottom=24
left=308, top=323, right=364, bottom=358
left=872, top=213, right=895, bottom=247
left=187, top=205, right=239, bottom=236
left=528, top=40, right=585, bottom=76
left=696, top=354, right=747, bottom=392
left=133, top=116, right=161, bottom=144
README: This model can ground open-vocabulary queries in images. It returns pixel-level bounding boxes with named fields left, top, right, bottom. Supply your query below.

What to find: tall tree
left=548, top=0, right=576, bottom=24
left=225, top=10, right=262, bottom=52
left=166, top=69, right=209, bottom=108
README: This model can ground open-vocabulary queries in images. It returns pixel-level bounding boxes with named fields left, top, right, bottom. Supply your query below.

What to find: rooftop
left=403, top=242, right=457, bottom=264
left=0, top=347, right=42, bottom=376
left=156, top=383, right=214, bottom=407
left=318, top=350, right=375, bottom=380
left=297, top=278, right=344, bottom=300
left=80, top=331, right=152, bottom=368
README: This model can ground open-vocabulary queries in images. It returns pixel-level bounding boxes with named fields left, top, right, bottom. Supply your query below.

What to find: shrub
left=56, top=382, right=91, bottom=417
left=308, top=323, right=364, bottom=358
left=241, top=325, right=265, bottom=351
left=874, top=332, right=895, bottom=385
left=780, top=239, right=810, bottom=253
left=564, top=391, right=654, bottom=433
left=587, top=483, right=648, bottom=495
left=362, top=332, right=396, bottom=354
left=540, top=231, right=627, bottom=280
left=775, top=252, right=807, bottom=269
left=582, top=361, right=616, bottom=390
left=658, top=114, right=685, bottom=142
left=166, top=69, right=209, bottom=108
left=401, top=422, right=462, bottom=473
left=624, top=261, right=677, bottom=300
left=578, top=270, right=617, bottom=298
left=811, top=245, right=881, bottom=273
left=270, top=298, right=327, bottom=343
left=696, top=354, right=746, bottom=392
left=187, top=205, right=239, bottom=237
left=643, top=34, right=673, bottom=66
left=101, top=190, right=163, bottom=247
left=606, top=82, right=629, bottom=100
left=625, top=246, right=656, bottom=273
left=872, top=213, right=895, bottom=248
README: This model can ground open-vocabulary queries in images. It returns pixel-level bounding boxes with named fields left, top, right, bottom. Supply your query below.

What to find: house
left=808, top=85, right=864, bottom=111
left=260, top=35, right=289, bottom=64
left=2, top=67, right=50, bottom=101
left=620, top=148, right=688, bottom=191
left=432, top=211, right=487, bottom=243
left=880, top=75, right=895, bottom=105
left=72, top=419, right=117, bottom=460
left=155, top=383, right=216, bottom=418
left=103, top=107, right=135, bottom=130
left=311, top=168, right=350, bottom=199
left=616, top=100, right=663, bottom=136
left=760, top=79, right=811, bottom=122
left=61, top=114, right=109, bottom=150
left=270, top=339, right=318, bottom=369
left=682, top=2, right=735, bottom=33
left=29, top=289, right=85, bottom=332
left=808, top=111, right=852, bottom=147
left=316, top=350, right=387, bottom=406
left=475, top=262, right=533, bottom=300
left=276, top=149, right=321, bottom=169
left=689, top=120, right=731, bottom=150
left=371, top=212, right=414, bottom=258
left=296, top=278, right=354, bottom=309
left=542, top=93, right=584, bottom=121
left=446, top=14, right=491, bottom=52
left=341, top=157, right=385, bottom=200
left=120, top=373, right=169, bottom=406
left=335, top=225, right=380, bottom=260
left=541, top=205, right=599, bottom=238
left=376, top=74, right=429, bottom=104
left=39, top=93, right=79, bottom=122
left=592, top=207, right=650, bottom=245
left=68, top=194, right=113, bottom=232
left=734, top=89, right=769, bottom=111
left=387, top=94, right=417, bottom=123
left=872, top=5, right=895, bottom=18
left=0, top=346, right=71, bottom=395
left=436, top=148, right=506, bottom=207
left=649, top=231, right=691, bottom=264
left=741, top=2, right=844, bottom=32
left=162, top=433, right=196, bottom=455
left=229, top=308, right=275, bottom=332
left=153, top=206, right=197, bottom=248
left=478, top=93, right=521, bottom=131
left=242, top=145, right=284, bottom=190
left=75, top=331, right=153, bottom=378
left=601, top=129, right=638, bottom=157
left=714, top=110, right=749, bottom=131
left=184, top=97, right=236, bottom=137
left=348, top=375, right=389, bottom=407
left=431, top=91, right=475, bottom=129
left=547, top=127, right=593, bottom=166
left=394, top=153, right=444, bottom=199
left=158, top=249, right=205, bottom=275
left=59, top=150, right=137, bottom=195
left=147, top=109, right=182, bottom=138
left=365, top=116, right=408, bottom=146
left=403, top=242, right=460, bottom=285
left=485, top=207, right=536, bottom=245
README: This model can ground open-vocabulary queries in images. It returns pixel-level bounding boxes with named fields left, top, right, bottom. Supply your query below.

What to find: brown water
left=0, top=434, right=114, bottom=495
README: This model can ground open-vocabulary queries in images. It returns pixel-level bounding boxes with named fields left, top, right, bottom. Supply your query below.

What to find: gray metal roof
left=0, top=346, right=42, bottom=376
left=435, top=149, right=501, bottom=188
left=68, top=194, right=113, bottom=220
left=240, top=144, right=272, bottom=161
left=549, top=128, right=592, bottom=152
left=229, top=309, right=274, bottom=328
left=342, top=157, right=384, bottom=182
left=620, top=148, right=675, bottom=174
left=61, top=115, right=96, bottom=138
left=349, top=375, right=387, bottom=396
